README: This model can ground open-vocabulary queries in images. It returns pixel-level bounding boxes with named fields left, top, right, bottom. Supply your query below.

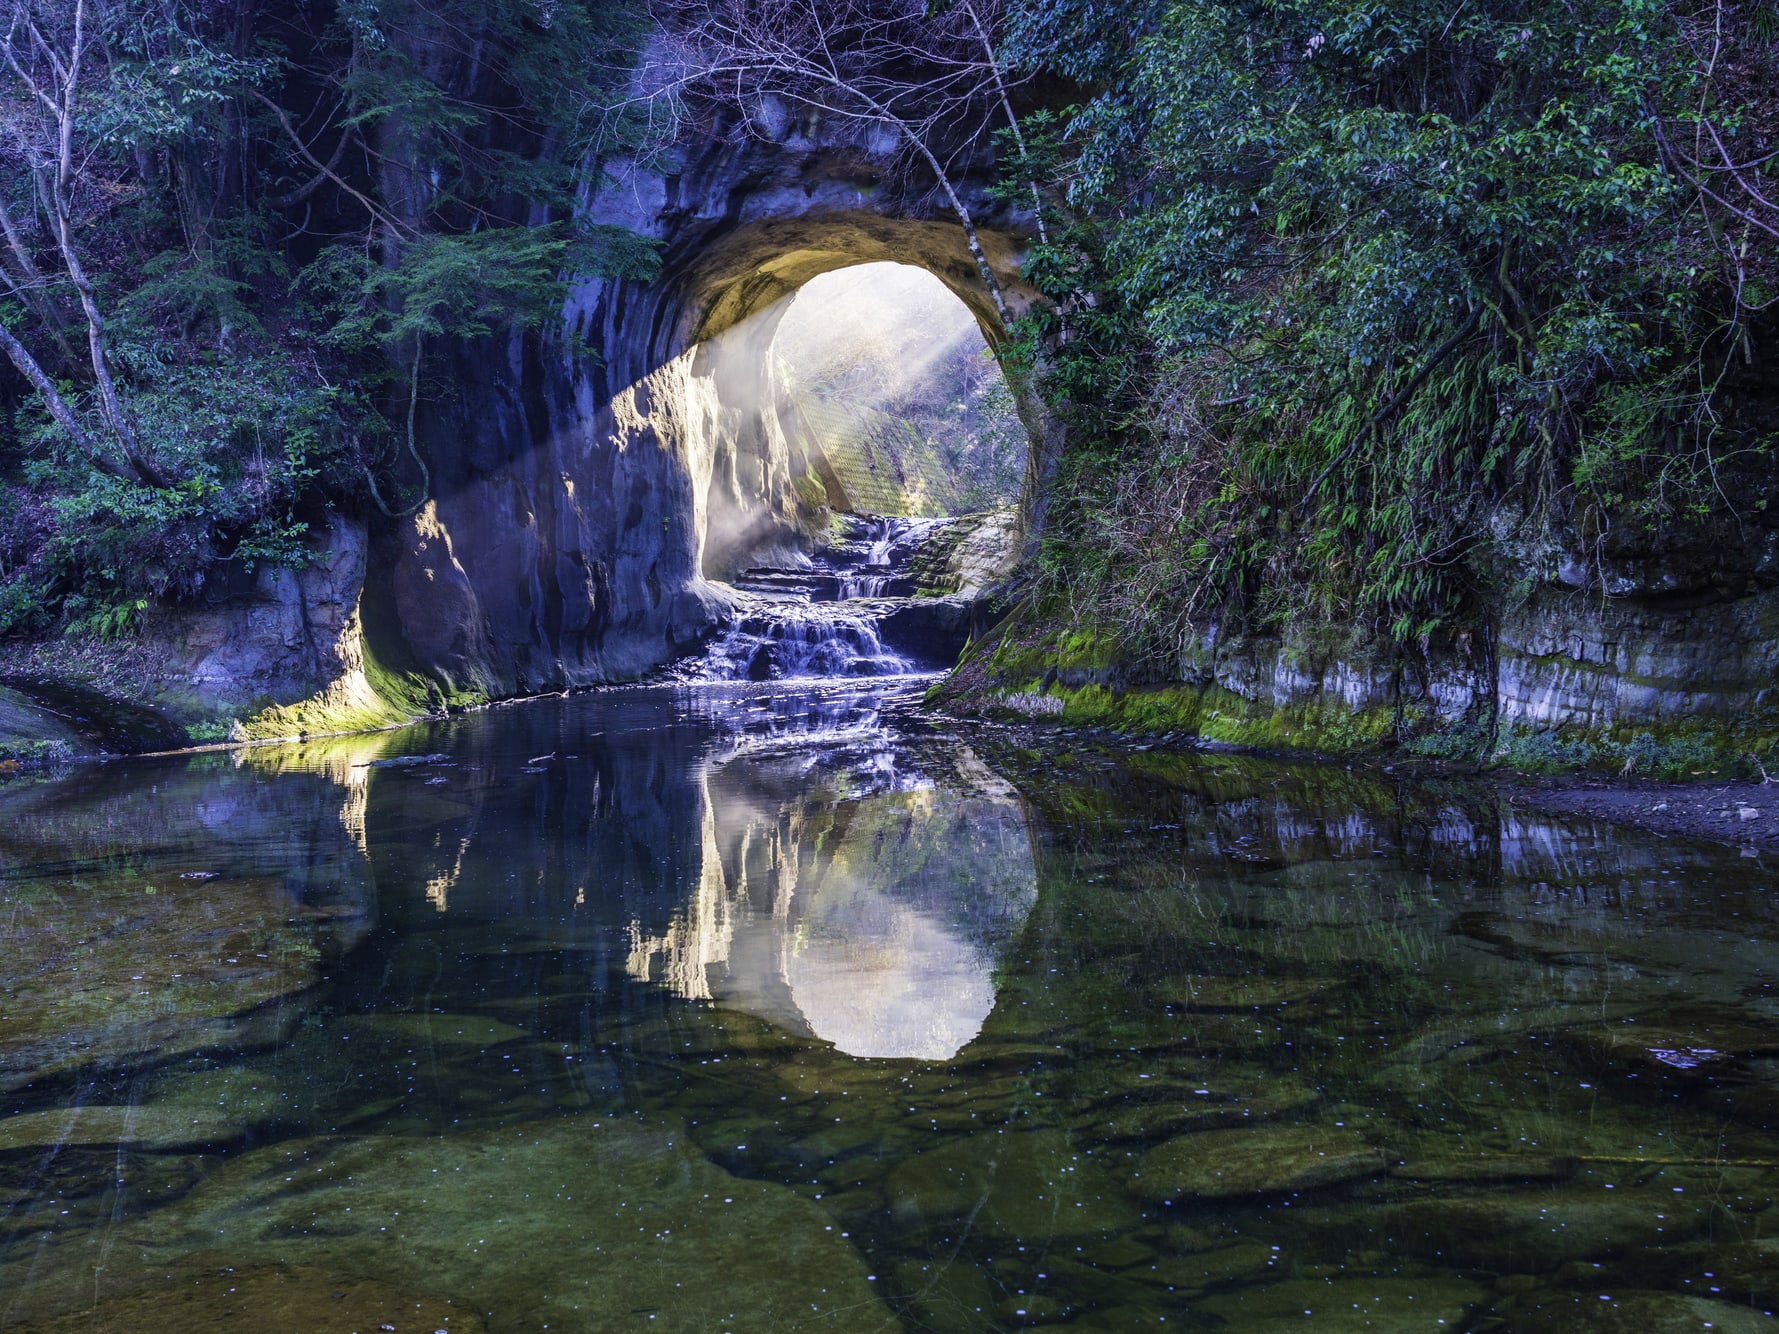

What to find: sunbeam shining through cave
left=679, top=261, right=1026, bottom=684
left=773, top=262, right=1025, bottom=518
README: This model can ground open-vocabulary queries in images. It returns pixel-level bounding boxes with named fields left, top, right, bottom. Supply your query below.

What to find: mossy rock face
left=941, top=588, right=1779, bottom=770
left=231, top=630, right=468, bottom=742
left=939, top=607, right=1410, bottom=756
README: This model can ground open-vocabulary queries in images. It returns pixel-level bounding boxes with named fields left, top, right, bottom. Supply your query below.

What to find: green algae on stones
left=1497, top=1288, right=1774, bottom=1332
left=895, top=1254, right=1000, bottom=1331
left=1132, top=1125, right=1387, bottom=1201
left=344, top=1013, right=531, bottom=1047
left=1387, top=1153, right=1581, bottom=1184
left=0, top=1106, right=246, bottom=1152
left=119, top=1119, right=899, bottom=1333
left=1372, top=1184, right=1723, bottom=1271
left=1194, top=1275, right=1489, bottom=1330
left=1071, top=1074, right=1321, bottom=1143
left=1148, top=974, right=1338, bottom=1010
left=1120, top=1240, right=1278, bottom=1292
left=2, top=1254, right=486, bottom=1334
left=882, top=1127, right=1144, bottom=1242
left=0, top=871, right=329, bottom=1091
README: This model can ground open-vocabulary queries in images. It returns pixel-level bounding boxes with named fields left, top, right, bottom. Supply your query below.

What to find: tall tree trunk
left=44, top=0, right=169, bottom=486
left=912, top=135, right=1015, bottom=334
left=0, top=320, right=137, bottom=481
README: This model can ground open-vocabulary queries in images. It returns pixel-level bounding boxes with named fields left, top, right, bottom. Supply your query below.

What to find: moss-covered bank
left=0, top=589, right=485, bottom=758
left=227, top=609, right=484, bottom=744
left=933, top=607, right=1779, bottom=782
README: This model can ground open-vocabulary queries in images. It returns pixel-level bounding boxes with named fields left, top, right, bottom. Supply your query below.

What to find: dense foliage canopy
left=3, top=0, right=1775, bottom=680
left=0, top=0, right=650, bottom=638
left=1008, top=0, right=1779, bottom=656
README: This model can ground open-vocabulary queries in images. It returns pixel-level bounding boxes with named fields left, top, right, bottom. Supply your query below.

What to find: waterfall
left=689, top=514, right=953, bottom=681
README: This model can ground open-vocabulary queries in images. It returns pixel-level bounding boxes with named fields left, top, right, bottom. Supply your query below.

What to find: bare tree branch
left=249, top=88, right=417, bottom=239
left=0, top=317, right=138, bottom=480
left=637, top=0, right=1029, bottom=332
left=3, top=0, right=169, bottom=485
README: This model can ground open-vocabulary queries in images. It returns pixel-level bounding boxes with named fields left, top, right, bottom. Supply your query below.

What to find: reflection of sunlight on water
left=425, top=836, right=472, bottom=913
left=234, top=731, right=403, bottom=857
left=675, top=677, right=925, bottom=755
left=629, top=742, right=1035, bottom=1060
left=627, top=803, right=738, bottom=1001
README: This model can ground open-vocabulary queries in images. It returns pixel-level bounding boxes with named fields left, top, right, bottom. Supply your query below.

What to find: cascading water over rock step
left=693, top=514, right=955, bottom=681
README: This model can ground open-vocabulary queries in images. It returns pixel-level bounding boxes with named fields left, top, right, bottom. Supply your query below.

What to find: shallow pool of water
left=2, top=681, right=1777, bottom=1331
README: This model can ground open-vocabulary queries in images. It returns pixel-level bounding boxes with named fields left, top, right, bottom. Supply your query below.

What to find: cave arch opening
left=687, top=257, right=1028, bottom=586
left=659, top=256, right=1032, bottom=680
left=363, top=212, right=1053, bottom=699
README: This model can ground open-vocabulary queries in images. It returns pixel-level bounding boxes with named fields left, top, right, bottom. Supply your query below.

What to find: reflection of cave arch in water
left=625, top=741, right=1036, bottom=1061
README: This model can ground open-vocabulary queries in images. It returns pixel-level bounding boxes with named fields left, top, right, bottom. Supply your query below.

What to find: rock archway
left=146, top=113, right=1055, bottom=737
left=359, top=131, right=1051, bottom=705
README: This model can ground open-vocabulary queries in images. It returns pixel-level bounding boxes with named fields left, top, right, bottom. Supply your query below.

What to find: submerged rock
left=1120, top=1241, right=1278, bottom=1292
left=4, top=1254, right=485, bottom=1333
left=0, top=872, right=330, bottom=1091
left=1194, top=1275, right=1488, bottom=1330
left=0, top=1106, right=245, bottom=1152
left=1498, top=1288, right=1772, bottom=1331
left=1388, top=1153, right=1581, bottom=1184
left=883, top=1127, right=1143, bottom=1242
left=1373, top=1186, right=1722, bottom=1271
left=1658, top=1240, right=1779, bottom=1308
left=1073, top=1073, right=1320, bottom=1143
left=895, top=1255, right=999, bottom=1331
left=1147, top=974, right=1335, bottom=1011
left=1563, top=1009, right=1779, bottom=1081
left=100, top=1118, right=897, bottom=1333
left=344, top=1013, right=530, bottom=1047
left=992, top=1292, right=1072, bottom=1325
left=1133, top=1125, right=1387, bottom=1201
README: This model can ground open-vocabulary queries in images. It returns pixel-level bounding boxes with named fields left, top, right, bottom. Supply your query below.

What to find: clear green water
left=2, top=681, right=1778, bottom=1331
